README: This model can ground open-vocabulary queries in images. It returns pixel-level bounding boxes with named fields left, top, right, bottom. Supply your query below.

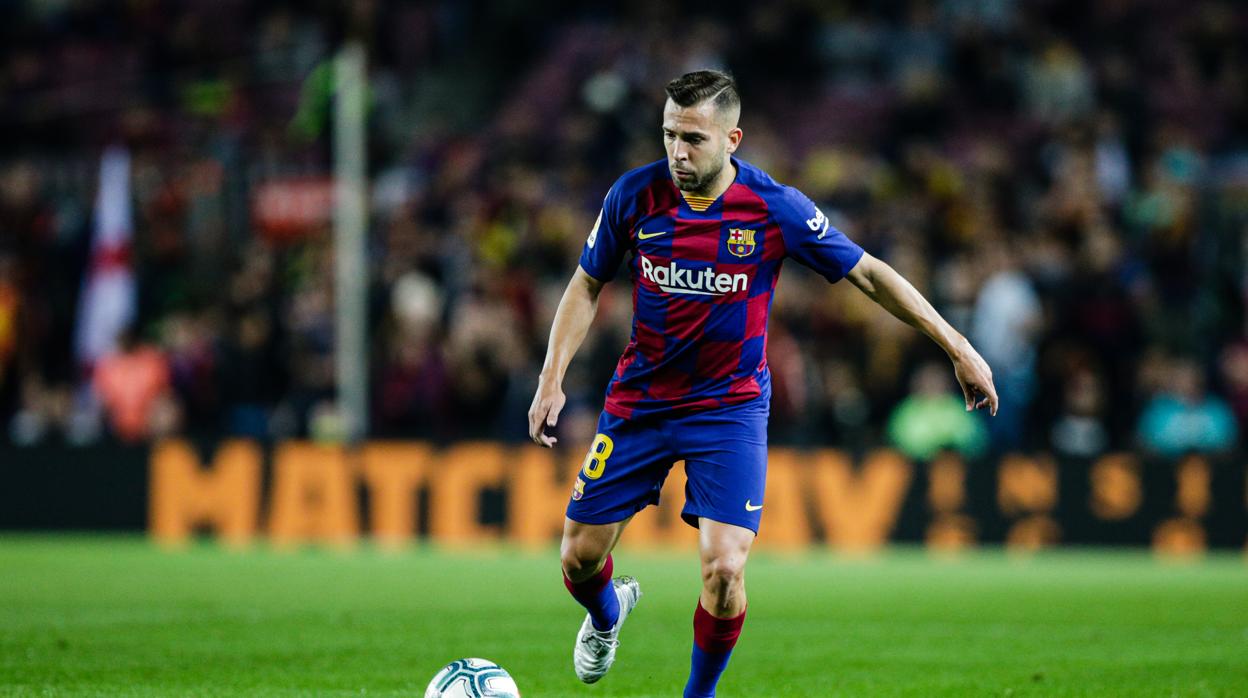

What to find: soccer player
left=528, top=70, right=998, bottom=697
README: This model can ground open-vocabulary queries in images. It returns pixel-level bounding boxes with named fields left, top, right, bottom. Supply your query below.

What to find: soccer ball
left=424, top=658, right=520, bottom=698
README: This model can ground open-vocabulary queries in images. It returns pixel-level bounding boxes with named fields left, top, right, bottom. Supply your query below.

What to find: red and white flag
left=75, top=146, right=135, bottom=368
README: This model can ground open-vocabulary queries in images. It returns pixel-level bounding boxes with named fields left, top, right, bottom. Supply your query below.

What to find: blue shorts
left=565, top=396, right=769, bottom=534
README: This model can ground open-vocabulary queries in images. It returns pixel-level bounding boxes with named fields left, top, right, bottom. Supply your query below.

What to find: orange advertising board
left=148, top=439, right=1245, bottom=556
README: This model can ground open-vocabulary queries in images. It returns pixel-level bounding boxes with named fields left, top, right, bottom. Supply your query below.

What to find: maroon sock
left=685, top=602, right=746, bottom=697
left=693, top=601, right=746, bottom=653
left=563, top=554, right=619, bottom=630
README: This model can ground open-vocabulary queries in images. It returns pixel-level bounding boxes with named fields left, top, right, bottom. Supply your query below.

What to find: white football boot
left=573, top=576, right=642, bottom=683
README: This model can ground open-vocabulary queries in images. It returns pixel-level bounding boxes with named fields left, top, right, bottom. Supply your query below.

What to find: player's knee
left=701, top=554, right=745, bottom=596
left=559, top=538, right=608, bottom=583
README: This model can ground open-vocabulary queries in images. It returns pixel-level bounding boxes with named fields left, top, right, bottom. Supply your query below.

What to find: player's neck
left=684, top=158, right=737, bottom=202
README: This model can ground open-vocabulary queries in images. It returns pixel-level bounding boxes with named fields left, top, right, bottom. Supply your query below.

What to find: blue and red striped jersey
left=579, top=157, right=864, bottom=420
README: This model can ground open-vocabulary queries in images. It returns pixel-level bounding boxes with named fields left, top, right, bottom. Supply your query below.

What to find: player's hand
left=528, top=379, right=566, bottom=447
left=951, top=342, right=998, bottom=416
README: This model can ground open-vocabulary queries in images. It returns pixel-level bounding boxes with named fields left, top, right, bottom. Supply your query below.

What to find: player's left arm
left=846, top=253, right=998, bottom=415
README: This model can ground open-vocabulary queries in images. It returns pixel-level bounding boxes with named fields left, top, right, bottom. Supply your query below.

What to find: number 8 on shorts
left=582, top=434, right=614, bottom=480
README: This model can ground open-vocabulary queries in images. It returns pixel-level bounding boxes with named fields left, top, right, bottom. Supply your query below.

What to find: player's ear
left=726, top=127, right=742, bottom=154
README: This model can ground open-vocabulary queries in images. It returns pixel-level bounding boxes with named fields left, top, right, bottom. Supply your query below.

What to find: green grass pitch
left=1, top=536, right=1245, bottom=696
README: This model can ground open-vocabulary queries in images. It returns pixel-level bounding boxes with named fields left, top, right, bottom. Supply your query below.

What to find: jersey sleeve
left=775, top=187, right=864, bottom=283
left=577, top=182, right=630, bottom=282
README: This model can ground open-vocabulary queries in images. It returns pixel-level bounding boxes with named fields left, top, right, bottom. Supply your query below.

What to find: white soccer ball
left=424, top=658, right=520, bottom=698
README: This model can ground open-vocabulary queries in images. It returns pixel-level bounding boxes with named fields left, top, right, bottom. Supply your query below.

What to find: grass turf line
left=0, top=535, right=1245, bottom=697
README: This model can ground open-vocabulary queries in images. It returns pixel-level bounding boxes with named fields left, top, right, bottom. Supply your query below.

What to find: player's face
left=662, top=99, right=741, bottom=194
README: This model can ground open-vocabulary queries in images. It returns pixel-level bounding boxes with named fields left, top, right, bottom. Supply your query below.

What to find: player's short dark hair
left=664, top=70, right=740, bottom=114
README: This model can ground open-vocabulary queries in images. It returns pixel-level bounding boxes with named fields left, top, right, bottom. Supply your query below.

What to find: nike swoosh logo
left=745, top=501, right=763, bottom=512
left=637, top=229, right=668, bottom=240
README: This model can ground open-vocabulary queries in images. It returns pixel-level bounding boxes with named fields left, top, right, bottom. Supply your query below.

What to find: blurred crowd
left=1, top=0, right=1247, bottom=462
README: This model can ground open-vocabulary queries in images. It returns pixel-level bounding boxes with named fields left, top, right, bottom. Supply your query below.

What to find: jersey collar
left=675, top=156, right=740, bottom=213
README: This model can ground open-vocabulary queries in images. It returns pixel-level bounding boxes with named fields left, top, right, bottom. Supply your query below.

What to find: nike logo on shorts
left=745, top=500, right=763, bottom=512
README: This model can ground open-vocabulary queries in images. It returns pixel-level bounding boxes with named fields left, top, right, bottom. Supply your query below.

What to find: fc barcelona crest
left=727, top=228, right=757, bottom=257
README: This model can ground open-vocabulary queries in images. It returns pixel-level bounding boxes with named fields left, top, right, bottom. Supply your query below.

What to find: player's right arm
left=530, top=176, right=632, bottom=446
left=528, top=266, right=606, bottom=447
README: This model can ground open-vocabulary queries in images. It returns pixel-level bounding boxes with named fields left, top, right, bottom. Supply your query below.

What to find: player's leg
left=685, top=519, right=753, bottom=698
left=560, top=516, right=629, bottom=630
left=562, top=515, right=645, bottom=684
left=697, top=518, right=752, bottom=617
left=561, top=409, right=670, bottom=683
left=672, top=396, right=769, bottom=697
